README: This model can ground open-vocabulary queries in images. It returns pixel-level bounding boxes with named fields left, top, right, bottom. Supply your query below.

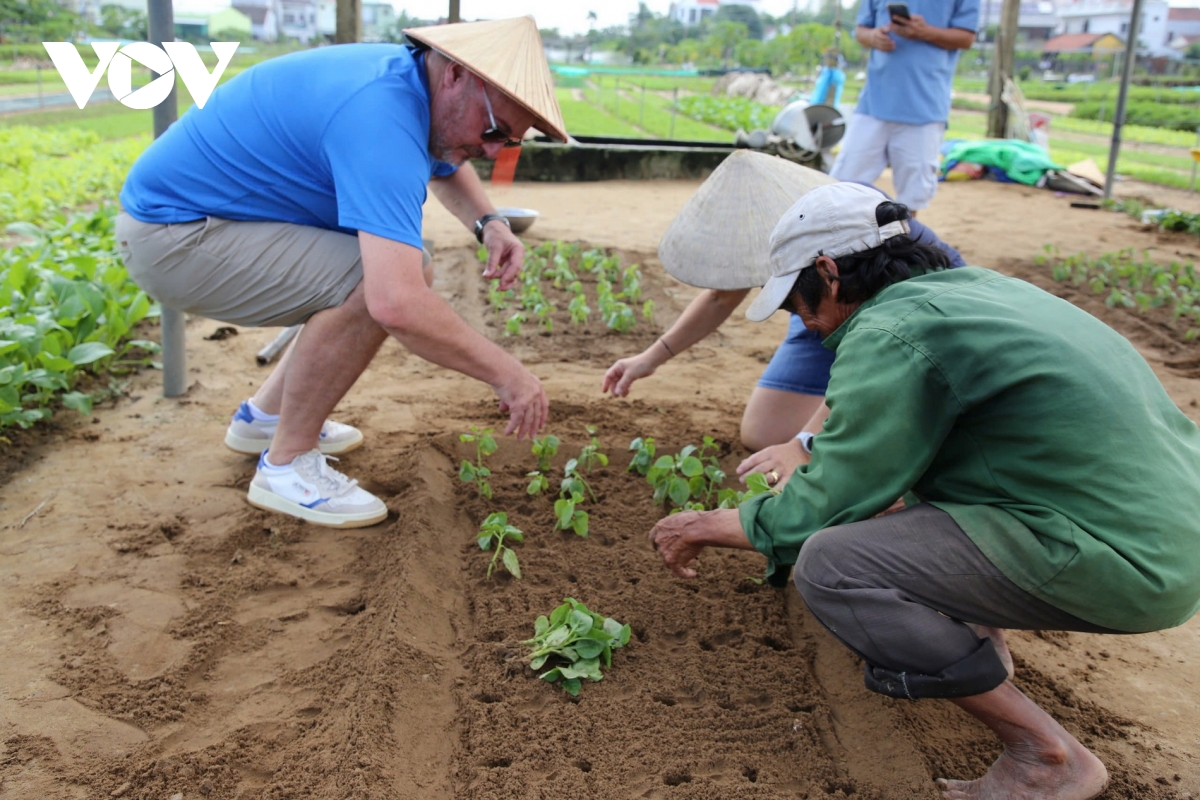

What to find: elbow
left=365, top=291, right=414, bottom=333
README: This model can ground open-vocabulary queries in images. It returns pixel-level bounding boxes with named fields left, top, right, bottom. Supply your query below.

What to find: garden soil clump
left=2, top=179, right=1199, bottom=799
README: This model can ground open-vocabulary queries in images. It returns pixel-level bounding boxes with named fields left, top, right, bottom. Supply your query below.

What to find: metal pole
left=639, top=83, right=645, bottom=128
left=336, top=0, right=361, bottom=43
left=670, top=86, right=677, bottom=138
left=37, top=64, right=42, bottom=107
left=1191, top=126, right=1199, bottom=193
left=1103, top=0, right=1144, bottom=200
left=448, top=0, right=459, bottom=23
left=147, top=0, right=187, bottom=398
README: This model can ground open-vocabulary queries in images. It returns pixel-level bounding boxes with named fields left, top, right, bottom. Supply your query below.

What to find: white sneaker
left=224, top=400, right=364, bottom=455
left=247, top=450, right=388, bottom=528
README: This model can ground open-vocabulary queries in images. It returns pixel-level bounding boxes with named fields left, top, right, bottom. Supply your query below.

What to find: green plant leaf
left=571, top=511, right=589, bottom=537
left=668, top=475, right=691, bottom=507
left=574, top=639, right=604, bottom=659
left=459, top=460, right=476, bottom=481
left=530, top=653, right=549, bottom=670
left=534, top=615, right=550, bottom=637
left=478, top=533, right=494, bottom=550
left=680, top=456, right=704, bottom=477
left=502, top=548, right=521, bottom=579
left=66, top=341, right=114, bottom=366
left=561, top=678, right=582, bottom=696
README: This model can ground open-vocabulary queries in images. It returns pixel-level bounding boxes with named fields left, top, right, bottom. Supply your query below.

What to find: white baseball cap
left=745, top=182, right=910, bottom=322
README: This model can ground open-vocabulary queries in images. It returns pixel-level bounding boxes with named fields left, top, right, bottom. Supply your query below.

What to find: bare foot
left=936, top=737, right=1108, bottom=800
left=970, top=624, right=1014, bottom=681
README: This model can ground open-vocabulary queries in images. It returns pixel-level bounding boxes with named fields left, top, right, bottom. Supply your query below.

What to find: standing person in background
left=830, top=0, right=979, bottom=213
left=117, top=18, right=562, bottom=529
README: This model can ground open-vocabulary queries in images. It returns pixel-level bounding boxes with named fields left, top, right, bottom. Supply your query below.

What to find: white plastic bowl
left=496, top=207, right=539, bottom=234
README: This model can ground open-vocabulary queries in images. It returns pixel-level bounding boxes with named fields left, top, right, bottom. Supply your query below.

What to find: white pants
left=829, top=114, right=946, bottom=211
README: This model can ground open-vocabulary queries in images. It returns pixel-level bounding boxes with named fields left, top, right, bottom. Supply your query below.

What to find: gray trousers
left=793, top=503, right=1118, bottom=700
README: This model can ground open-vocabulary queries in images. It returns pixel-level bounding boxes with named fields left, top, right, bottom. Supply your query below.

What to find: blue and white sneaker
left=247, top=450, right=387, bottom=528
left=224, top=400, right=364, bottom=456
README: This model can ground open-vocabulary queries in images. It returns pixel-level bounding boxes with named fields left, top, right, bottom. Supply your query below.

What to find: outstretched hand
left=736, top=439, right=810, bottom=489
left=481, top=223, right=526, bottom=290
left=602, top=354, right=657, bottom=397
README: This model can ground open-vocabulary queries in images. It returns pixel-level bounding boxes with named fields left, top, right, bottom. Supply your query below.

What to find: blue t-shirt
left=120, top=44, right=457, bottom=250
left=854, top=0, right=979, bottom=126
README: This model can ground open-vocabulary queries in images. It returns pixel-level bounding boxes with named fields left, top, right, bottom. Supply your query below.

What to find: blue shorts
left=756, top=314, right=835, bottom=396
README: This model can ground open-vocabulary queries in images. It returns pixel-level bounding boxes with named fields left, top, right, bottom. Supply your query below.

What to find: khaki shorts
left=116, top=213, right=431, bottom=328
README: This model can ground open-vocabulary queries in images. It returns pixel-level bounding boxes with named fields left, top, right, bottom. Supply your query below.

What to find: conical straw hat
left=404, top=17, right=568, bottom=143
left=658, top=151, right=836, bottom=290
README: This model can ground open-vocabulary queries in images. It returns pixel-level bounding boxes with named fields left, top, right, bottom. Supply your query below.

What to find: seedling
left=547, top=253, right=576, bottom=288
left=560, top=458, right=596, bottom=502
left=487, top=279, right=513, bottom=310
left=628, top=436, right=656, bottom=476
left=578, top=425, right=608, bottom=474
left=555, top=459, right=592, bottom=536
left=568, top=294, right=591, bottom=326
left=477, top=512, right=523, bottom=579
left=505, top=312, right=525, bottom=337
left=621, top=264, right=643, bottom=303
left=642, top=299, right=656, bottom=322
left=458, top=425, right=497, bottom=499
left=526, top=470, right=550, bottom=495
left=646, top=445, right=703, bottom=509
left=717, top=471, right=777, bottom=508
left=531, top=434, right=561, bottom=471
left=523, top=598, right=631, bottom=696
left=476, top=245, right=488, bottom=263
left=604, top=303, right=636, bottom=333
left=533, top=300, right=556, bottom=333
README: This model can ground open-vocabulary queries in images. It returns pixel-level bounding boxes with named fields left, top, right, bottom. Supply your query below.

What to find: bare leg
left=970, top=625, right=1015, bottom=681
left=740, top=387, right=825, bottom=452
left=937, top=682, right=1107, bottom=800
left=265, top=281, right=388, bottom=465
left=252, top=261, right=433, bottom=417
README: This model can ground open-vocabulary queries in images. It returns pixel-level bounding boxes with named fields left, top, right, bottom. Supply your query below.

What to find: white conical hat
left=405, top=17, right=568, bottom=143
left=658, top=151, right=836, bottom=290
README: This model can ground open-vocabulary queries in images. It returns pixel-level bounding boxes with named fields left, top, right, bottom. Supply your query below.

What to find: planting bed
left=4, top=188, right=1199, bottom=800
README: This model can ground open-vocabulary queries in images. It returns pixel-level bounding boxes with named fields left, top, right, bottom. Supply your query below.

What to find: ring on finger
left=768, top=470, right=780, bottom=485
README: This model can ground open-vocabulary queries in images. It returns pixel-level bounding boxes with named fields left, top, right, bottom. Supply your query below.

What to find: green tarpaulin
left=942, top=139, right=1063, bottom=186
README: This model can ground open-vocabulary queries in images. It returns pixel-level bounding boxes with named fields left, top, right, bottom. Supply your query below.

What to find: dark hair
left=790, top=200, right=950, bottom=314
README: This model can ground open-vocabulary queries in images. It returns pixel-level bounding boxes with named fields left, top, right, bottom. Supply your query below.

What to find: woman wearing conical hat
left=117, top=18, right=564, bottom=528
left=601, top=151, right=963, bottom=488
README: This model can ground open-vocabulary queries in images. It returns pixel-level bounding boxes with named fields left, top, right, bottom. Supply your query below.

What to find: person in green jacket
left=649, top=182, right=1200, bottom=800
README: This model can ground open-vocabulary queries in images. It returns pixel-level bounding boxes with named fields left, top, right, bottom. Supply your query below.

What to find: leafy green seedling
left=459, top=426, right=497, bottom=499
left=621, top=264, right=643, bottom=303
left=578, top=425, right=608, bottom=474
left=642, top=299, right=656, bottom=322
left=628, top=436, right=656, bottom=476
left=568, top=294, right=590, bottom=326
left=505, top=312, right=525, bottom=337
left=487, top=279, right=514, bottom=310
left=476, top=245, right=489, bottom=263
left=605, top=302, right=636, bottom=333
left=526, top=470, right=550, bottom=495
left=477, top=512, right=523, bottom=579
left=718, top=472, right=778, bottom=509
left=560, top=458, right=595, bottom=502
left=646, top=445, right=704, bottom=509
left=523, top=598, right=631, bottom=696
left=531, top=434, right=561, bottom=471
left=548, top=253, right=577, bottom=288
left=554, top=492, right=589, bottom=537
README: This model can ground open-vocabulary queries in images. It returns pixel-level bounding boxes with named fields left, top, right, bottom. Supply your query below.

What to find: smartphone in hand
left=887, top=2, right=911, bottom=20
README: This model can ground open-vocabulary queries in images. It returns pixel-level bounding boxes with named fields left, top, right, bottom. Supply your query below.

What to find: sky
left=393, top=1, right=820, bottom=36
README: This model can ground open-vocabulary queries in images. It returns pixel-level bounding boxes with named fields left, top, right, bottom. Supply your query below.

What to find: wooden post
left=147, top=0, right=186, bottom=398
left=987, top=0, right=1020, bottom=138
left=336, top=0, right=360, bottom=44
left=1104, top=0, right=1145, bottom=199
left=448, top=0, right=460, bottom=23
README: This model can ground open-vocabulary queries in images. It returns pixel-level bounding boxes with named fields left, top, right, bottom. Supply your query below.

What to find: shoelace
left=295, top=452, right=360, bottom=497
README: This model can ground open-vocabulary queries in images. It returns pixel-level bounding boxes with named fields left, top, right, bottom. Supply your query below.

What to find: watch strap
left=474, top=213, right=510, bottom=243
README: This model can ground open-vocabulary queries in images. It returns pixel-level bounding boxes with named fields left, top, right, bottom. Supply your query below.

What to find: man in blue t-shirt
left=116, top=18, right=566, bottom=529
left=830, top=0, right=979, bottom=212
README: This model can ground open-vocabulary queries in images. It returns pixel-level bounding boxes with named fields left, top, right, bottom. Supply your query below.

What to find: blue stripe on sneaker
left=234, top=401, right=255, bottom=424
left=300, top=497, right=329, bottom=509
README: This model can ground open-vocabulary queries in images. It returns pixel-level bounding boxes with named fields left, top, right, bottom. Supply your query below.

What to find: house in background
left=976, top=0, right=1060, bottom=41
left=174, top=6, right=252, bottom=39
left=233, top=0, right=280, bottom=40
left=1055, top=0, right=1174, bottom=57
left=278, top=0, right=318, bottom=42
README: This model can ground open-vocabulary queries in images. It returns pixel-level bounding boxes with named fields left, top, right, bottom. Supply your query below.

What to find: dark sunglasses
left=480, top=82, right=522, bottom=148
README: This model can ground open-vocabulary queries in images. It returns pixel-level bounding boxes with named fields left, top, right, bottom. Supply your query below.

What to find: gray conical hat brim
left=658, top=151, right=836, bottom=290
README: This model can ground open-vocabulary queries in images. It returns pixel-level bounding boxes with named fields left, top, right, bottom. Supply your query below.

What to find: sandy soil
left=1, top=174, right=1199, bottom=799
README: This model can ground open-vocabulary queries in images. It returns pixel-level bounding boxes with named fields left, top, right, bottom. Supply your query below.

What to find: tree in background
left=714, top=3, right=763, bottom=40
left=98, top=3, right=146, bottom=40
left=707, top=19, right=748, bottom=66
left=0, top=0, right=85, bottom=42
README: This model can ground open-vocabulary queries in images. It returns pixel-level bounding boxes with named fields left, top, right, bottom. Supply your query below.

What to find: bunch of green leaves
left=504, top=312, right=526, bottom=337
left=642, top=299, right=656, bottom=322
left=531, top=434, right=561, bottom=472
left=476, top=245, right=489, bottom=264
left=476, top=512, right=523, bottom=579
left=1040, top=246, right=1200, bottom=339
left=628, top=436, right=657, bottom=476
left=526, top=470, right=550, bottom=495
left=620, top=264, right=643, bottom=303
left=544, top=253, right=576, bottom=288
left=674, top=94, right=778, bottom=133
left=578, top=425, right=608, bottom=473
left=554, top=458, right=592, bottom=537
left=643, top=438, right=736, bottom=512
left=524, top=598, right=631, bottom=696
left=1, top=208, right=160, bottom=429
left=458, top=425, right=498, bottom=499
left=487, top=279, right=514, bottom=310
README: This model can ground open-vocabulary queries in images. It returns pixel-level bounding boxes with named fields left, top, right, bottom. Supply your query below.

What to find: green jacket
left=740, top=267, right=1200, bottom=632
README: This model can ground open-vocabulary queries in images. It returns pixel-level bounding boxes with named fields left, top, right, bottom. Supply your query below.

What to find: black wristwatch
left=474, top=213, right=510, bottom=243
